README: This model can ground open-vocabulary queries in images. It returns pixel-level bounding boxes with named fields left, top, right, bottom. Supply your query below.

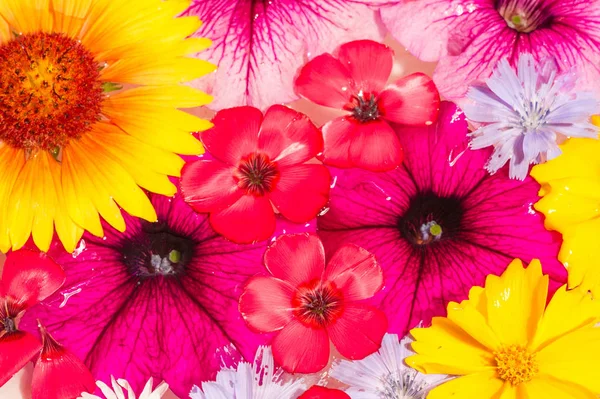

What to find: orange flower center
left=494, top=345, right=539, bottom=386
left=0, top=32, right=104, bottom=152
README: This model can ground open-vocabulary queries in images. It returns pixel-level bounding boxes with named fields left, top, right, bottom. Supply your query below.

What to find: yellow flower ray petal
left=29, top=152, right=60, bottom=252
left=0, top=145, right=25, bottom=252
left=427, top=371, right=504, bottom=399
left=523, top=375, right=599, bottom=398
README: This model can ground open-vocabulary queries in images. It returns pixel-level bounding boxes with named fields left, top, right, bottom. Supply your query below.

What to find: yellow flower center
left=494, top=345, right=539, bottom=385
left=0, top=32, right=104, bottom=152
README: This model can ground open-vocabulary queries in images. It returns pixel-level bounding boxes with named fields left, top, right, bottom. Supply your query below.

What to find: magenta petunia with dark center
left=19, top=194, right=273, bottom=398
left=317, top=101, right=567, bottom=335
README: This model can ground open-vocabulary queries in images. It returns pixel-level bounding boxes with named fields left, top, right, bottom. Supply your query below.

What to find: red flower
left=239, top=233, right=387, bottom=373
left=294, top=40, right=440, bottom=172
left=299, top=386, right=350, bottom=399
left=181, top=105, right=330, bottom=244
left=0, top=250, right=95, bottom=399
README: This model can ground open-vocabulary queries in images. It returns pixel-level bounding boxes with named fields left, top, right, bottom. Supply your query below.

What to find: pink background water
left=0, top=36, right=436, bottom=399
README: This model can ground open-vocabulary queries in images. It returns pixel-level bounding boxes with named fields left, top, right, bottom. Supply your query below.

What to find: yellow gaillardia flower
left=0, top=0, right=214, bottom=253
left=531, top=136, right=600, bottom=296
left=407, top=259, right=600, bottom=398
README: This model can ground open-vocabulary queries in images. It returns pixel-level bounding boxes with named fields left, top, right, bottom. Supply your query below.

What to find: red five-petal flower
left=0, top=250, right=65, bottom=386
left=31, top=324, right=96, bottom=399
left=239, top=233, right=387, bottom=373
left=295, top=40, right=440, bottom=172
left=299, top=386, right=351, bottom=399
left=181, top=105, right=330, bottom=244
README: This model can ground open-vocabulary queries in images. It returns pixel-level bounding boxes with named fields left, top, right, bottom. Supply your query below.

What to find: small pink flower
left=295, top=40, right=440, bottom=172
left=180, top=105, right=330, bottom=244
left=239, top=233, right=387, bottom=374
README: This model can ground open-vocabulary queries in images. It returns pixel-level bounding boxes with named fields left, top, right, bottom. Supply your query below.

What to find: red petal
left=0, top=331, right=41, bottom=386
left=209, top=195, right=276, bottom=243
left=320, top=117, right=356, bottom=168
left=271, top=319, right=329, bottom=374
left=180, top=160, right=242, bottom=213
left=201, top=107, right=262, bottom=164
left=264, top=234, right=325, bottom=286
left=294, top=53, right=354, bottom=108
left=349, top=119, right=403, bottom=172
left=299, top=386, right=351, bottom=399
left=270, top=164, right=330, bottom=223
left=31, top=325, right=95, bottom=399
left=327, top=304, right=386, bottom=360
left=337, top=40, right=393, bottom=95
left=239, top=276, right=294, bottom=333
left=2, top=250, right=65, bottom=312
left=378, top=73, right=440, bottom=125
left=323, top=244, right=383, bottom=301
left=258, top=105, right=323, bottom=167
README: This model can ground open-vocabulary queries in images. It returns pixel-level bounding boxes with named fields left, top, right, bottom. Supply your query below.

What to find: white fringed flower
left=330, top=334, right=447, bottom=399
left=190, top=346, right=306, bottom=399
left=79, top=376, right=168, bottom=399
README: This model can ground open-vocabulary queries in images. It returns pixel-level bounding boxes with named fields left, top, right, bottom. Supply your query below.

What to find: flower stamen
left=494, top=345, right=539, bottom=386
left=235, top=153, right=280, bottom=196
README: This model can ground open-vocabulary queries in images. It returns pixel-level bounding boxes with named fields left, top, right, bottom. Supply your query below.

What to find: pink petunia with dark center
left=382, top=0, right=600, bottom=99
left=20, top=194, right=278, bottom=398
left=317, top=101, right=567, bottom=335
left=295, top=40, right=441, bottom=172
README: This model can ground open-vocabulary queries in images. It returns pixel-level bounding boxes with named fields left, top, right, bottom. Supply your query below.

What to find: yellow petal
left=0, top=145, right=25, bottom=252
left=531, top=138, right=600, bottom=183
left=523, top=376, right=597, bottom=399
left=408, top=317, right=495, bottom=375
left=7, top=153, right=38, bottom=250
left=0, top=0, right=53, bottom=34
left=49, top=0, right=94, bottom=37
left=427, top=371, right=503, bottom=399
left=105, top=85, right=213, bottom=109
left=484, top=259, right=548, bottom=346
left=446, top=299, right=501, bottom=351
left=29, top=152, right=59, bottom=252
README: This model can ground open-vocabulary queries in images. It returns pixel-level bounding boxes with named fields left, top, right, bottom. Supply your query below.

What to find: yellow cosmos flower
left=0, top=0, right=214, bottom=253
left=531, top=136, right=600, bottom=296
left=407, top=259, right=600, bottom=398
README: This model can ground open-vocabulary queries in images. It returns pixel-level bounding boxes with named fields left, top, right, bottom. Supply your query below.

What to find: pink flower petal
left=327, top=303, right=386, bottom=360
left=180, top=160, right=242, bottom=213
left=295, top=53, right=354, bottom=108
left=323, top=244, right=383, bottom=302
left=1, top=250, right=65, bottom=312
left=184, top=1, right=383, bottom=110
left=400, top=101, right=489, bottom=197
left=270, top=164, right=331, bottom=223
left=201, top=107, right=262, bottom=165
left=0, top=331, right=41, bottom=387
left=239, top=276, right=294, bottom=333
left=20, top=194, right=273, bottom=398
left=271, top=319, right=330, bottom=374
left=337, top=40, right=393, bottom=95
left=379, top=73, right=440, bottom=125
left=264, top=233, right=325, bottom=287
left=299, top=386, right=351, bottom=399
left=210, top=195, right=277, bottom=244
left=349, top=119, right=403, bottom=172
left=258, top=105, right=323, bottom=167
left=32, top=325, right=96, bottom=399
left=320, top=117, right=356, bottom=169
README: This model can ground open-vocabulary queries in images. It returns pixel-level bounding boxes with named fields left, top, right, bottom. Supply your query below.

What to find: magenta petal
left=270, top=164, right=331, bottom=223
left=184, top=1, right=383, bottom=110
left=337, top=40, right=393, bottom=94
left=20, top=194, right=272, bottom=398
left=201, top=107, right=262, bottom=165
left=379, top=73, right=440, bottom=125
left=264, top=233, right=325, bottom=286
left=258, top=105, right=323, bottom=167
left=0, top=331, right=41, bottom=387
left=349, top=119, right=403, bottom=172
left=180, top=160, right=242, bottom=213
left=295, top=53, right=354, bottom=109
left=271, top=319, right=329, bottom=374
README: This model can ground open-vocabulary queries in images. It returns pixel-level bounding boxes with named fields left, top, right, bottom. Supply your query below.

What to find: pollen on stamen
left=0, top=32, right=104, bottom=152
